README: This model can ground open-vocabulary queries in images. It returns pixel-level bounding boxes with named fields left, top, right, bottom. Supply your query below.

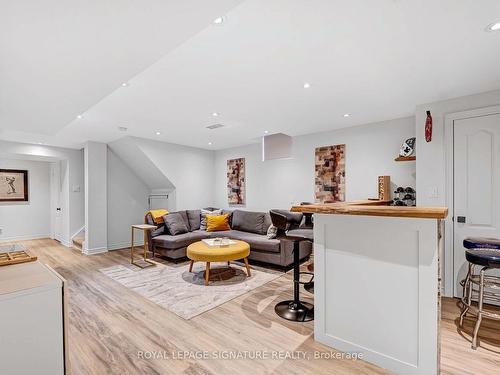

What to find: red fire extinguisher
left=425, top=110, right=432, bottom=142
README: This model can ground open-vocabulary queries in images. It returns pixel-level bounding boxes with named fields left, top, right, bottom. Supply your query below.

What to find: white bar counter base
left=292, top=203, right=447, bottom=375
left=0, top=260, right=68, bottom=375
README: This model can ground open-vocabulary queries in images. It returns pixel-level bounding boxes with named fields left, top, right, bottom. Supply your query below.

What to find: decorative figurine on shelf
left=393, top=186, right=416, bottom=207
left=425, top=110, right=433, bottom=142
left=399, top=137, right=416, bottom=157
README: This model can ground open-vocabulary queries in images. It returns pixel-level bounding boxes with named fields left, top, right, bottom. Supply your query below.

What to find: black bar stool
left=270, top=210, right=314, bottom=322
left=300, top=209, right=314, bottom=294
left=459, top=237, right=500, bottom=349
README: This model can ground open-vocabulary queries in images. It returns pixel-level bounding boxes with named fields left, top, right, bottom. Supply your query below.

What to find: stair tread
left=73, top=237, right=85, bottom=246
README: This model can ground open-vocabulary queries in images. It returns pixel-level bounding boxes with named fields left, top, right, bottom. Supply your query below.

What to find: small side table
left=131, top=224, right=157, bottom=268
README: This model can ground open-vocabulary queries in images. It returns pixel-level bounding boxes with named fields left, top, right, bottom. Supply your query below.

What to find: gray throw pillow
left=170, top=210, right=191, bottom=231
left=267, top=224, right=278, bottom=239
left=163, top=213, right=189, bottom=236
left=200, top=209, right=222, bottom=230
left=232, top=210, right=266, bottom=234
left=186, top=209, right=201, bottom=231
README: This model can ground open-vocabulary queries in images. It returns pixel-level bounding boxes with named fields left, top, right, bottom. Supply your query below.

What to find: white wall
left=107, top=148, right=150, bottom=250
left=133, top=137, right=215, bottom=210
left=0, top=159, right=51, bottom=241
left=416, top=89, right=500, bottom=206
left=84, top=142, right=107, bottom=254
left=214, top=117, right=416, bottom=211
left=415, top=89, right=500, bottom=297
left=0, top=141, right=84, bottom=246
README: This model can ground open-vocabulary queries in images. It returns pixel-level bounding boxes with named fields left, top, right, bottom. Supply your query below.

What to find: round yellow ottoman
left=187, top=240, right=251, bottom=286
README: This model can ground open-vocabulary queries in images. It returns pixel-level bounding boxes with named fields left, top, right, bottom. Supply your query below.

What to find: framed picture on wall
left=0, top=169, right=29, bottom=202
left=314, top=144, right=346, bottom=203
left=227, top=158, right=246, bottom=205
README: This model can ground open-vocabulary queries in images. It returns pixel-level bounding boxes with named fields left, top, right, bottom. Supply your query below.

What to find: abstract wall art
left=0, top=169, right=29, bottom=202
left=314, top=145, right=345, bottom=203
left=227, top=158, right=246, bottom=205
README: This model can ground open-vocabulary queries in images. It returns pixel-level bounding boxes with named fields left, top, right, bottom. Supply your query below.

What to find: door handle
left=457, top=216, right=466, bottom=223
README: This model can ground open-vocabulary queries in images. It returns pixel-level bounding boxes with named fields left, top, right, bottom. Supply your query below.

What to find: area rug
left=100, top=261, right=282, bottom=320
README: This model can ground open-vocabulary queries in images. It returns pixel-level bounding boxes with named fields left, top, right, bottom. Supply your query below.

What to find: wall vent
left=206, top=123, right=224, bottom=130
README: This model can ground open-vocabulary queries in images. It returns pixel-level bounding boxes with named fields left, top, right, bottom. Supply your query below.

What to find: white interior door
left=453, top=112, right=500, bottom=297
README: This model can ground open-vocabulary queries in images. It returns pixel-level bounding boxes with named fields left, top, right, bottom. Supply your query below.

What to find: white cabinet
left=0, top=261, right=67, bottom=375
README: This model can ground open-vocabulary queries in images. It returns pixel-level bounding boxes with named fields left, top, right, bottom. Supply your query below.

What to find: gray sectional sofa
left=146, top=209, right=312, bottom=268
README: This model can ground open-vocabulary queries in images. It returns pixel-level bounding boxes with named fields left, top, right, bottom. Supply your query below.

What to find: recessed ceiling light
left=118, top=126, right=128, bottom=132
left=264, top=130, right=269, bottom=134
left=213, top=16, right=225, bottom=25
left=208, top=142, right=213, bottom=145
left=155, top=131, right=161, bottom=135
left=303, top=82, right=311, bottom=89
left=212, top=112, right=220, bottom=117
left=486, top=21, right=500, bottom=32
left=121, top=82, right=129, bottom=87
left=343, top=113, right=351, bottom=117
left=76, top=114, right=83, bottom=119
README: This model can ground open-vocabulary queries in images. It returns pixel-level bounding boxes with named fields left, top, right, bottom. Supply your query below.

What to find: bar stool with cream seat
left=459, top=237, right=500, bottom=349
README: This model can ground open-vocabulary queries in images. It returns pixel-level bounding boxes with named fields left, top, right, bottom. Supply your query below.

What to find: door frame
left=444, top=104, right=500, bottom=297
left=50, top=161, right=63, bottom=242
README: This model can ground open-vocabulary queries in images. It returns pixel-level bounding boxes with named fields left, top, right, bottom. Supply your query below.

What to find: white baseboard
left=57, top=238, right=73, bottom=248
left=83, top=246, right=108, bottom=255
left=0, top=234, right=51, bottom=242
left=107, top=241, right=144, bottom=251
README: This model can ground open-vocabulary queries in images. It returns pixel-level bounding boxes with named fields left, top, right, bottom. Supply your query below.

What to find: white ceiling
left=1, top=0, right=500, bottom=150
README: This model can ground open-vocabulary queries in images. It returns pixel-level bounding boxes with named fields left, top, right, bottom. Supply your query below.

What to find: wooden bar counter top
left=290, top=200, right=448, bottom=219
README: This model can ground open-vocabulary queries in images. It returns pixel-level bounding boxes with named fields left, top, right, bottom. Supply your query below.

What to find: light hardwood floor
left=7, top=239, right=500, bottom=375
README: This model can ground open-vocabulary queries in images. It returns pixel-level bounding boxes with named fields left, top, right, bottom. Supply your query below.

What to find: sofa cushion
left=231, top=210, right=267, bottom=235
left=206, top=214, right=231, bottom=232
left=163, top=213, right=189, bottom=236
left=210, top=230, right=280, bottom=253
left=286, top=228, right=314, bottom=241
left=263, top=212, right=272, bottom=233
left=200, top=209, right=222, bottom=230
left=167, top=210, right=190, bottom=232
left=222, top=209, right=234, bottom=226
left=145, top=213, right=165, bottom=237
left=153, top=230, right=209, bottom=250
left=186, top=209, right=201, bottom=231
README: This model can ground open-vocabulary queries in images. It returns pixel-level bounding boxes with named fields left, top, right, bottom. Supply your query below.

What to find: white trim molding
left=0, top=234, right=51, bottom=242
left=444, top=104, right=500, bottom=297
left=82, top=245, right=108, bottom=255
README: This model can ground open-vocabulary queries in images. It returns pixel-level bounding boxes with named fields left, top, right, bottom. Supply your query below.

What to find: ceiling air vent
left=206, top=123, right=224, bottom=130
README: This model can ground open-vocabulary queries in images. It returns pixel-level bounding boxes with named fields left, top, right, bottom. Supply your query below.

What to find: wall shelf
left=394, top=155, right=416, bottom=162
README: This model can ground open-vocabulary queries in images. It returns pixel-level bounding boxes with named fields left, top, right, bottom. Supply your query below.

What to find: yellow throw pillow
left=206, top=214, right=231, bottom=232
